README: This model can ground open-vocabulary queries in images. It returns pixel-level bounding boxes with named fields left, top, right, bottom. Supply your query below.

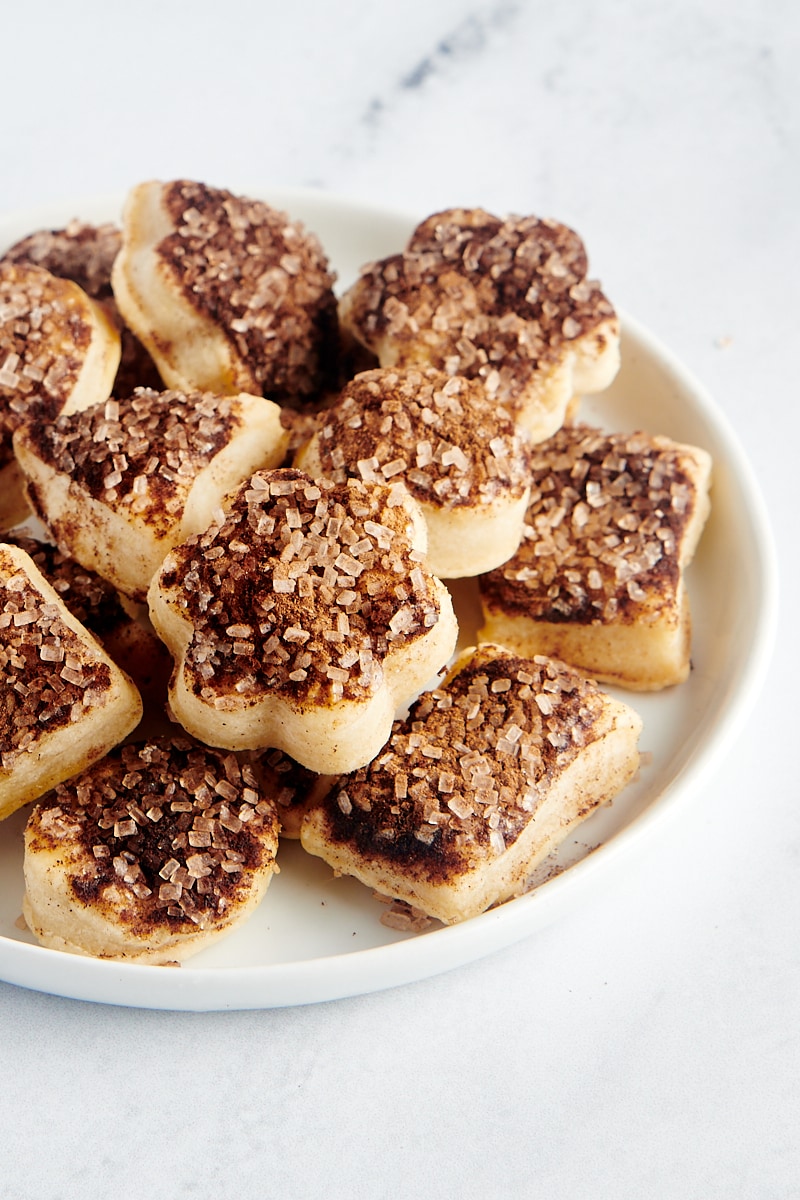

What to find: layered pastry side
left=23, top=735, right=280, bottom=963
left=300, top=644, right=642, bottom=924
left=478, top=425, right=713, bottom=690
left=338, top=208, right=620, bottom=442
left=111, top=180, right=339, bottom=403
left=147, top=467, right=458, bottom=775
left=0, top=261, right=121, bottom=530
left=0, top=543, right=142, bottom=822
left=13, top=387, right=289, bottom=603
left=295, top=366, right=531, bottom=578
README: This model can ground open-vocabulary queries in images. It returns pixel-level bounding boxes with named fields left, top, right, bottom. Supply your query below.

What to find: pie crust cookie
left=478, top=425, right=712, bottom=690
left=300, top=643, right=642, bottom=924
left=23, top=735, right=280, bottom=963
left=1, top=218, right=165, bottom=398
left=147, top=467, right=458, bottom=775
left=4, top=532, right=171, bottom=709
left=0, top=543, right=142, bottom=822
left=111, top=179, right=339, bottom=404
left=2, top=220, right=122, bottom=302
left=0, top=261, right=121, bottom=529
left=338, top=208, right=620, bottom=441
left=295, top=366, right=531, bottom=578
left=13, top=387, right=289, bottom=603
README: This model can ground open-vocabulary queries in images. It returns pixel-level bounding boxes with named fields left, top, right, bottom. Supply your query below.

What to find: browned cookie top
left=2, top=220, right=121, bottom=300
left=320, top=648, right=606, bottom=880
left=344, top=208, right=615, bottom=406
left=0, top=262, right=94, bottom=467
left=0, top=546, right=115, bottom=771
left=479, top=425, right=702, bottom=625
left=156, top=181, right=339, bottom=402
left=27, top=735, right=279, bottom=932
left=4, top=534, right=129, bottom=640
left=158, top=468, right=444, bottom=706
left=308, top=366, right=530, bottom=508
left=24, top=388, right=248, bottom=535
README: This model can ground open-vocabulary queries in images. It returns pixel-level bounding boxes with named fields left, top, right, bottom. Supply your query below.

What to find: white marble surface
left=1, top=1, right=798, bottom=1197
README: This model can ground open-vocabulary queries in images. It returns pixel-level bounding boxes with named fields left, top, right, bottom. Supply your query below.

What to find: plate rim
left=0, top=191, right=779, bottom=1010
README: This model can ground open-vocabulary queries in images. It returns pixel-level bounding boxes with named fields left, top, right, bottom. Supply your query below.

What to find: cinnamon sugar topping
left=323, top=650, right=605, bottom=878
left=479, top=425, right=700, bottom=623
left=343, top=208, right=615, bottom=408
left=0, top=548, right=114, bottom=772
left=0, top=262, right=92, bottom=466
left=256, top=747, right=321, bottom=815
left=26, top=387, right=245, bottom=532
left=28, top=736, right=279, bottom=930
left=158, top=181, right=338, bottom=401
left=311, top=366, right=530, bottom=507
left=160, top=468, right=443, bottom=704
left=4, top=534, right=131, bottom=640
left=2, top=221, right=121, bottom=300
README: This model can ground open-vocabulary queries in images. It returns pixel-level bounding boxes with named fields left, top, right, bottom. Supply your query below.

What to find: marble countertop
left=1, top=1, right=797, bottom=1196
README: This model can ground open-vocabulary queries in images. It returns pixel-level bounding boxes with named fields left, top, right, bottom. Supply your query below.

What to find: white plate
left=0, top=189, right=778, bottom=1010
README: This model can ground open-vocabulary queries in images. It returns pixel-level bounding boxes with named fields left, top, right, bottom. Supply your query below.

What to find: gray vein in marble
left=361, top=3, right=520, bottom=127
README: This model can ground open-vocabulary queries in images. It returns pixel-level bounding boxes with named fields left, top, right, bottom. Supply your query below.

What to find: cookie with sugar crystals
left=13, top=387, right=289, bottom=603
left=0, top=543, right=142, bottom=821
left=147, top=467, right=458, bottom=775
left=2, top=219, right=122, bottom=301
left=4, top=532, right=171, bottom=708
left=112, top=179, right=339, bottom=403
left=0, top=261, right=121, bottom=530
left=478, top=424, right=712, bottom=690
left=300, top=643, right=642, bottom=924
left=295, top=366, right=531, bottom=578
left=23, top=735, right=280, bottom=963
left=338, top=207, right=619, bottom=441
left=2, top=219, right=165, bottom=398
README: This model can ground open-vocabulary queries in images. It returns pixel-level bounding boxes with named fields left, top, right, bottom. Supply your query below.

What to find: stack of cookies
left=0, top=181, right=711, bottom=962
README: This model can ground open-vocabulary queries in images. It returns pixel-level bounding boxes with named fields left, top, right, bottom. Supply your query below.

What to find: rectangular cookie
left=300, top=644, right=642, bottom=924
left=478, top=425, right=712, bottom=690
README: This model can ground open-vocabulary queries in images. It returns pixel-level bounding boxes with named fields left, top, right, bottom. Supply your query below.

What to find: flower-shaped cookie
left=0, top=261, right=121, bottom=529
left=300, top=643, right=642, bottom=923
left=13, top=386, right=289, bottom=602
left=147, top=468, right=458, bottom=774
left=112, top=180, right=340, bottom=403
left=339, top=207, right=620, bottom=441
left=295, top=366, right=531, bottom=578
